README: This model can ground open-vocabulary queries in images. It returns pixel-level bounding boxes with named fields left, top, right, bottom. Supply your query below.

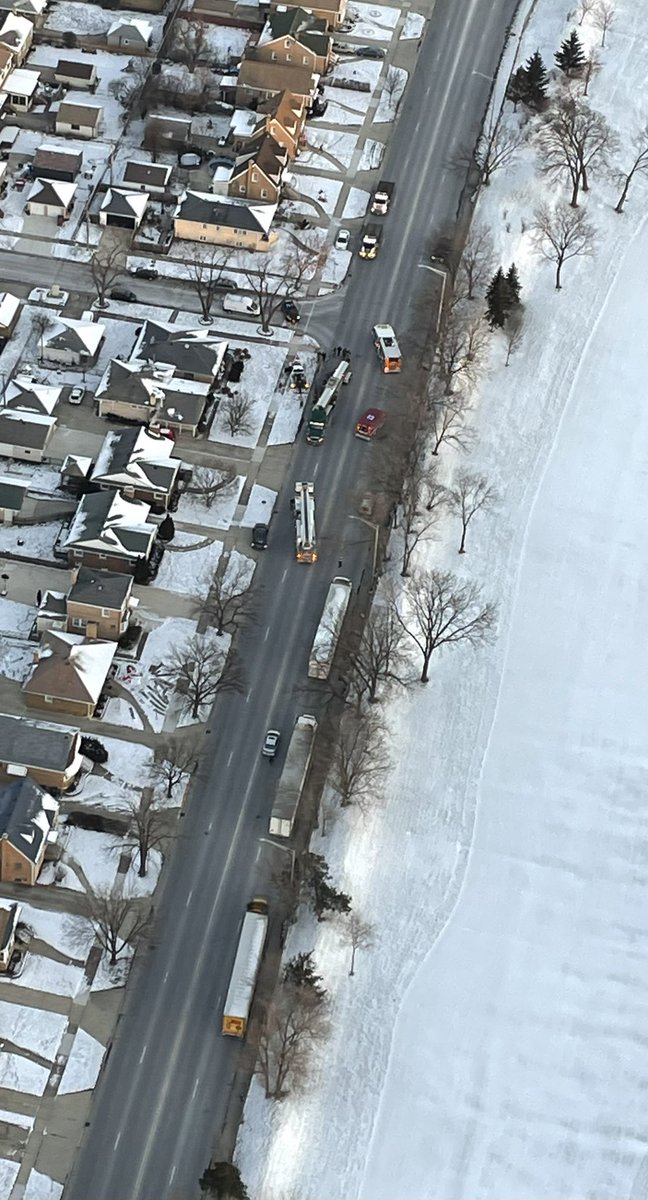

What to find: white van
left=222, top=293, right=260, bottom=316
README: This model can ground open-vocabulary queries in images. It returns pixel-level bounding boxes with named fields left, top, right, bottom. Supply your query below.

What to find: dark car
left=357, top=45, right=386, bottom=58
left=110, top=288, right=137, bottom=303
left=251, top=523, right=269, bottom=550
left=133, top=266, right=159, bottom=280
left=281, top=299, right=301, bottom=324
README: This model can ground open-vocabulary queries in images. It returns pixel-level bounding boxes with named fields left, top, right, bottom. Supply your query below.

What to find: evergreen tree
left=199, top=1162, right=248, bottom=1200
left=506, top=263, right=522, bottom=305
left=506, top=65, right=527, bottom=108
left=158, top=513, right=175, bottom=542
left=485, top=268, right=510, bottom=328
left=301, top=852, right=352, bottom=921
left=284, top=951, right=327, bottom=1003
left=524, top=50, right=548, bottom=108
left=555, top=29, right=585, bottom=74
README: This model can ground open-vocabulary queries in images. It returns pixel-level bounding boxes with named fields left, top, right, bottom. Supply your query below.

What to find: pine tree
left=284, top=951, right=326, bottom=1002
left=506, top=263, right=521, bottom=305
left=524, top=50, right=548, bottom=109
left=506, top=65, right=527, bottom=108
left=555, top=29, right=586, bottom=74
left=199, top=1162, right=248, bottom=1200
left=158, top=513, right=175, bottom=542
left=485, top=268, right=510, bottom=328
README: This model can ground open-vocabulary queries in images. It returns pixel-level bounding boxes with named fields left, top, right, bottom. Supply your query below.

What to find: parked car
left=68, top=386, right=85, bottom=405
left=281, top=299, right=301, bottom=324
left=251, top=522, right=269, bottom=550
left=109, top=288, right=137, bottom=303
left=335, top=228, right=351, bottom=251
left=262, top=729, right=281, bottom=759
left=356, top=45, right=386, bottom=58
left=132, top=265, right=159, bottom=280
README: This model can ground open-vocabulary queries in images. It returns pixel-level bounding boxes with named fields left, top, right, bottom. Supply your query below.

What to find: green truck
left=306, top=359, right=351, bottom=444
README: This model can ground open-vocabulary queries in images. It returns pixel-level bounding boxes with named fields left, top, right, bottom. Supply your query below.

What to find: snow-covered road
left=360, top=213, right=648, bottom=1200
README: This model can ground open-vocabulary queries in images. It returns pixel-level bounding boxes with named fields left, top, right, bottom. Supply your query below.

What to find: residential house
left=54, top=58, right=97, bottom=90
left=22, top=630, right=116, bottom=719
left=132, top=320, right=228, bottom=384
left=253, top=7, right=333, bottom=75
left=37, top=566, right=137, bottom=640
left=55, top=101, right=103, bottom=140
left=0, top=0, right=47, bottom=20
left=0, top=901, right=20, bottom=969
left=90, top=425, right=181, bottom=510
left=0, top=713, right=82, bottom=790
left=25, top=176, right=76, bottom=218
left=174, top=191, right=277, bottom=252
left=60, top=452, right=92, bottom=493
left=96, top=358, right=209, bottom=435
left=32, top=145, right=82, bottom=183
left=0, top=473, right=27, bottom=522
left=2, top=66, right=39, bottom=111
left=0, top=290, right=20, bottom=336
left=227, top=135, right=288, bottom=204
left=0, top=410, right=55, bottom=462
left=99, top=187, right=148, bottom=231
left=257, top=90, right=306, bottom=155
left=0, top=777, right=59, bottom=884
left=144, top=113, right=190, bottom=154
left=43, top=317, right=104, bottom=367
left=121, top=159, right=171, bottom=194
left=233, top=58, right=318, bottom=108
left=269, top=0, right=347, bottom=30
left=2, top=380, right=61, bottom=415
left=0, top=43, right=15, bottom=89
left=0, top=13, right=33, bottom=64
left=107, top=17, right=153, bottom=51
left=64, top=489, right=157, bottom=573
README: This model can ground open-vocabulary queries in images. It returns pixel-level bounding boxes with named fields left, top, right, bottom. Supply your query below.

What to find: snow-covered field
left=237, top=1, right=648, bottom=1198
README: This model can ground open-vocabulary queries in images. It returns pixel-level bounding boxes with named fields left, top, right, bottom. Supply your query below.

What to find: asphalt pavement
left=63, top=0, right=521, bottom=1197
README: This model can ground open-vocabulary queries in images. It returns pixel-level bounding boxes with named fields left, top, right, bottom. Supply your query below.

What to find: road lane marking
left=185, top=888, right=193, bottom=906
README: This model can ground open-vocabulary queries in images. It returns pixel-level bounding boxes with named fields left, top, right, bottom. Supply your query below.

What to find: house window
left=153, top=493, right=164, bottom=502
left=271, top=51, right=277, bottom=60
left=72, top=617, right=85, bottom=629
left=286, top=53, right=292, bottom=61
left=101, top=608, right=111, bottom=617
left=43, top=696, right=53, bottom=704
left=73, top=550, right=83, bottom=559
left=284, top=39, right=290, bottom=47
left=71, top=123, right=80, bottom=131
left=239, top=185, right=245, bottom=194
left=261, top=188, right=267, bottom=198
left=303, top=56, right=309, bottom=64
left=252, top=172, right=258, bottom=182
left=98, top=553, right=107, bottom=561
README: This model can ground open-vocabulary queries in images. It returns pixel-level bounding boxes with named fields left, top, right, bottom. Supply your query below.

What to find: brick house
left=269, top=0, right=347, bottom=30
left=0, top=713, right=83, bottom=790
left=90, top=425, right=181, bottom=510
left=64, top=489, right=157, bottom=573
left=0, top=777, right=59, bottom=884
left=233, top=59, right=318, bottom=109
left=132, top=320, right=227, bottom=384
left=39, top=566, right=138, bottom=640
left=253, top=7, right=333, bottom=75
left=22, top=630, right=117, bottom=719
left=227, top=135, right=288, bottom=204
left=0, top=900, right=20, bottom=968
left=96, top=358, right=209, bottom=436
left=174, top=190, right=278, bottom=252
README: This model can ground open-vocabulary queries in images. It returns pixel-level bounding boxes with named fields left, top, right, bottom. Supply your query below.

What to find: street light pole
left=259, top=837, right=295, bottom=885
left=418, top=260, right=449, bottom=333
left=349, top=514, right=379, bottom=582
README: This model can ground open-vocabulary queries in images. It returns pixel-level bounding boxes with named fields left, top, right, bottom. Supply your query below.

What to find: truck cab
left=370, top=180, right=394, bottom=215
left=359, top=223, right=382, bottom=259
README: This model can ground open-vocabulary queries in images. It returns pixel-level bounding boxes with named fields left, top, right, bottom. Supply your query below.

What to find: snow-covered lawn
left=59, top=825, right=123, bottom=895
left=268, top=390, right=304, bottom=446
left=291, top=174, right=344, bottom=216
left=18, top=954, right=87, bottom=999
left=330, top=58, right=382, bottom=90
left=341, top=188, right=370, bottom=220
left=401, top=12, right=425, bottom=39
left=114, top=616, right=199, bottom=733
left=374, top=66, right=408, bottom=123
left=321, top=101, right=365, bottom=128
left=0, top=599, right=34, bottom=636
left=0, top=638, right=38, bottom=683
left=358, top=139, right=384, bottom=171
left=154, top=533, right=223, bottom=600
left=21, top=904, right=95, bottom=960
left=175, top=474, right=245, bottom=530
left=320, top=246, right=353, bottom=286
left=0, top=1001, right=67, bottom=1062
left=237, top=1, right=648, bottom=1198
left=239, top=484, right=277, bottom=526
left=45, top=2, right=164, bottom=42
left=209, top=343, right=287, bottom=448
left=302, top=130, right=358, bottom=170
left=58, top=1028, right=105, bottom=1095
left=23, top=1169, right=64, bottom=1200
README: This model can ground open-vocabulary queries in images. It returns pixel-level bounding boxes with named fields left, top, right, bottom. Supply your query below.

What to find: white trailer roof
left=223, top=911, right=267, bottom=1021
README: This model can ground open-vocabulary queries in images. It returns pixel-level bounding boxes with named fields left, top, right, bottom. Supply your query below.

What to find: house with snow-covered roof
left=100, top=187, right=148, bottom=232
left=96, top=359, right=209, bottom=436
left=22, top=629, right=116, bottom=719
left=0, top=776, right=59, bottom=884
left=90, top=425, right=181, bottom=510
left=1, top=379, right=61, bottom=415
left=173, top=191, right=278, bottom=252
left=63, top=489, right=157, bottom=573
left=0, top=290, right=20, bottom=336
left=132, top=319, right=228, bottom=384
left=107, top=16, right=153, bottom=51
left=0, top=409, right=56, bottom=462
left=43, top=317, right=105, bottom=367
left=0, top=13, right=32, bottom=63
left=0, top=713, right=82, bottom=791
left=25, top=176, right=76, bottom=218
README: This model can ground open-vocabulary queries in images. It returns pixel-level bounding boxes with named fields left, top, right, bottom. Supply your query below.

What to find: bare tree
left=477, top=116, right=526, bottom=186
left=456, top=223, right=495, bottom=302
left=186, top=465, right=237, bottom=509
left=436, top=306, right=490, bottom=395
left=256, top=979, right=329, bottom=1100
left=428, top=390, right=475, bottom=457
left=576, top=0, right=596, bottom=23
left=449, top=472, right=498, bottom=554
left=399, top=459, right=448, bottom=576
left=219, top=391, right=254, bottom=437
left=91, top=239, right=125, bottom=307
left=123, top=792, right=166, bottom=877
left=88, top=889, right=151, bottom=966
left=340, top=912, right=375, bottom=976
left=198, top=555, right=254, bottom=636
left=381, top=65, right=404, bottom=107
left=331, top=710, right=390, bottom=810
left=242, top=243, right=323, bottom=335
left=154, top=734, right=201, bottom=799
left=345, top=602, right=408, bottom=707
left=171, top=20, right=209, bottom=71
left=532, top=201, right=596, bottom=289
left=160, top=633, right=245, bottom=720
left=582, top=50, right=601, bottom=97
left=184, top=247, right=232, bottom=322
left=108, top=58, right=149, bottom=106
left=397, top=569, right=497, bottom=682
left=593, top=0, right=614, bottom=46
left=31, top=311, right=52, bottom=362
left=536, top=97, right=617, bottom=206
left=614, top=121, right=648, bottom=212
left=504, top=309, right=525, bottom=366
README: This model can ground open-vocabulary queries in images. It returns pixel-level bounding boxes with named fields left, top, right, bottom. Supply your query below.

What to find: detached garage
left=26, top=177, right=76, bottom=219
left=99, top=187, right=148, bottom=231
